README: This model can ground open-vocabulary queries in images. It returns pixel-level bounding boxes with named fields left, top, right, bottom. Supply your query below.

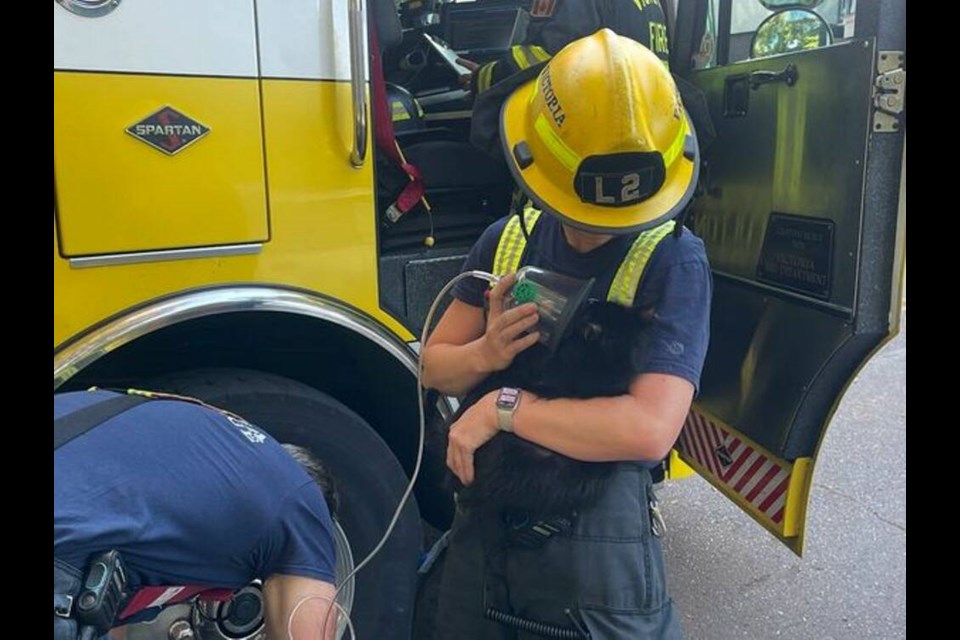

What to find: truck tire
left=143, top=368, right=422, bottom=639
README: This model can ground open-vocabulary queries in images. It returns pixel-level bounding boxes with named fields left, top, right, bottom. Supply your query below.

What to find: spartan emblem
left=126, top=106, right=211, bottom=155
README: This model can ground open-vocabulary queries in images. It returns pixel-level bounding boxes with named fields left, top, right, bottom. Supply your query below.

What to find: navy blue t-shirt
left=453, top=214, right=713, bottom=393
left=54, top=390, right=336, bottom=593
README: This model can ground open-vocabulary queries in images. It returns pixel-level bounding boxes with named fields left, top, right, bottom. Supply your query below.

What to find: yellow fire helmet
left=500, top=29, right=699, bottom=234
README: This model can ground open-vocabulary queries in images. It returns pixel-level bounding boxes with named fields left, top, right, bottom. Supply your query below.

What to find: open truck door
left=671, top=0, right=905, bottom=555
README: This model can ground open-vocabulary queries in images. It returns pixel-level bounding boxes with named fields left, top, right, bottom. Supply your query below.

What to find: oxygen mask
left=501, top=266, right=594, bottom=351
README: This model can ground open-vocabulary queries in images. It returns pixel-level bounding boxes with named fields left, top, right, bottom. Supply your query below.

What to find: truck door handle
left=749, top=63, right=798, bottom=90
left=724, top=64, right=798, bottom=117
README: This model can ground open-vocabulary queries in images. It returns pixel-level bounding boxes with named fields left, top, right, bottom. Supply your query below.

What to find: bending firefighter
left=53, top=389, right=339, bottom=640
left=422, top=31, right=712, bottom=639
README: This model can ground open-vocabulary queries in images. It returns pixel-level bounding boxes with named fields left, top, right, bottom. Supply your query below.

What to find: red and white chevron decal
left=678, top=412, right=791, bottom=525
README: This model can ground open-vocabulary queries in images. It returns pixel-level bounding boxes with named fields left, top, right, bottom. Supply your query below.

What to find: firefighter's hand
left=447, top=391, right=499, bottom=486
left=456, top=57, right=480, bottom=91
left=481, top=273, right=540, bottom=372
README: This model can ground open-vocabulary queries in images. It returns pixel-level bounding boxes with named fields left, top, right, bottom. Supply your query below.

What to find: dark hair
left=282, top=443, right=340, bottom=516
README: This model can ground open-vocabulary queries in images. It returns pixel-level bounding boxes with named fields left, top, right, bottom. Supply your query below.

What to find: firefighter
left=421, top=30, right=711, bottom=639
left=460, top=0, right=711, bottom=166
left=54, top=389, right=339, bottom=640
left=460, top=0, right=671, bottom=95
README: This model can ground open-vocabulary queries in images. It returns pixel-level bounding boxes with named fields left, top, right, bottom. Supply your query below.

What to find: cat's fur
left=450, top=299, right=648, bottom=517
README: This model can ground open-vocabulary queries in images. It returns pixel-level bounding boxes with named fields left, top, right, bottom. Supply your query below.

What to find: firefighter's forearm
left=512, top=375, right=693, bottom=462
left=513, top=394, right=673, bottom=461
left=420, top=339, right=493, bottom=397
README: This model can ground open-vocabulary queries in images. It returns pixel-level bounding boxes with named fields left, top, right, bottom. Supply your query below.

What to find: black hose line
left=484, top=607, right=590, bottom=639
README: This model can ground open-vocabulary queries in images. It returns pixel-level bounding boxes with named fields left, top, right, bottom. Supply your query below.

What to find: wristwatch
left=495, top=387, right=522, bottom=433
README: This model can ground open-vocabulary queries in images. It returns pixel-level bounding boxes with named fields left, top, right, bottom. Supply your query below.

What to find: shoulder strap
left=607, top=220, right=676, bottom=306
left=492, top=205, right=544, bottom=279
left=54, top=393, right=151, bottom=451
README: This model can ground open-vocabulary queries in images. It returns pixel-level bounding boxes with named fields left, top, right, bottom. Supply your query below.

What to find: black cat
left=450, top=299, right=649, bottom=518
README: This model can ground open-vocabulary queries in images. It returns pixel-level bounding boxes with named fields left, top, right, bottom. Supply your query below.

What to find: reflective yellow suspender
left=492, top=205, right=544, bottom=278
left=607, top=220, right=676, bottom=306
left=492, top=208, right=676, bottom=306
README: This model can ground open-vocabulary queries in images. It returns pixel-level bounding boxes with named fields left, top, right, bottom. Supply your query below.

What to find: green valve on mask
left=512, top=281, right=538, bottom=304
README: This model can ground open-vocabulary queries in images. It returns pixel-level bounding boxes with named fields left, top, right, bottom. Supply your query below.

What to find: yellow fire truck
left=54, top=0, right=905, bottom=637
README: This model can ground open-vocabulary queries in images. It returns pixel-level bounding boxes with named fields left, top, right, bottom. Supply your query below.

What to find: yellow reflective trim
left=511, top=46, right=526, bottom=69
left=607, top=220, right=676, bottom=306
left=496, top=217, right=527, bottom=276
left=494, top=217, right=517, bottom=275
left=534, top=114, right=580, bottom=172
left=518, top=46, right=543, bottom=68
left=529, top=46, right=552, bottom=63
left=503, top=207, right=541, bottom=275
left=478, top=62, right=495, bottom=93
left=511, top=46, right=531, bottom=70
left=493, top=215, right=520, bottom=276
left=492, top=207, right=543, bottom=279
left=391, top=102, right=411, bottom=122
left=517, top=206, right=542, bottom=270
left=661, top=118, right=689, bottom=170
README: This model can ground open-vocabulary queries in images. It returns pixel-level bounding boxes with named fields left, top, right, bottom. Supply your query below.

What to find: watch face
left=497, top=387, right=520, bottom=409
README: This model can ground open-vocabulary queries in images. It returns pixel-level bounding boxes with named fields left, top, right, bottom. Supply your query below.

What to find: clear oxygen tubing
left=320, top=270, right=500, bottom=638
left=287, top=594, right=357, bottom=640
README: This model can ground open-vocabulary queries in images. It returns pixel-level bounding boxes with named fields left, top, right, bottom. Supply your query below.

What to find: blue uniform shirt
left=453, top=214, right=713, bottom=393
left=54, top=390, right=336, bottom=593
